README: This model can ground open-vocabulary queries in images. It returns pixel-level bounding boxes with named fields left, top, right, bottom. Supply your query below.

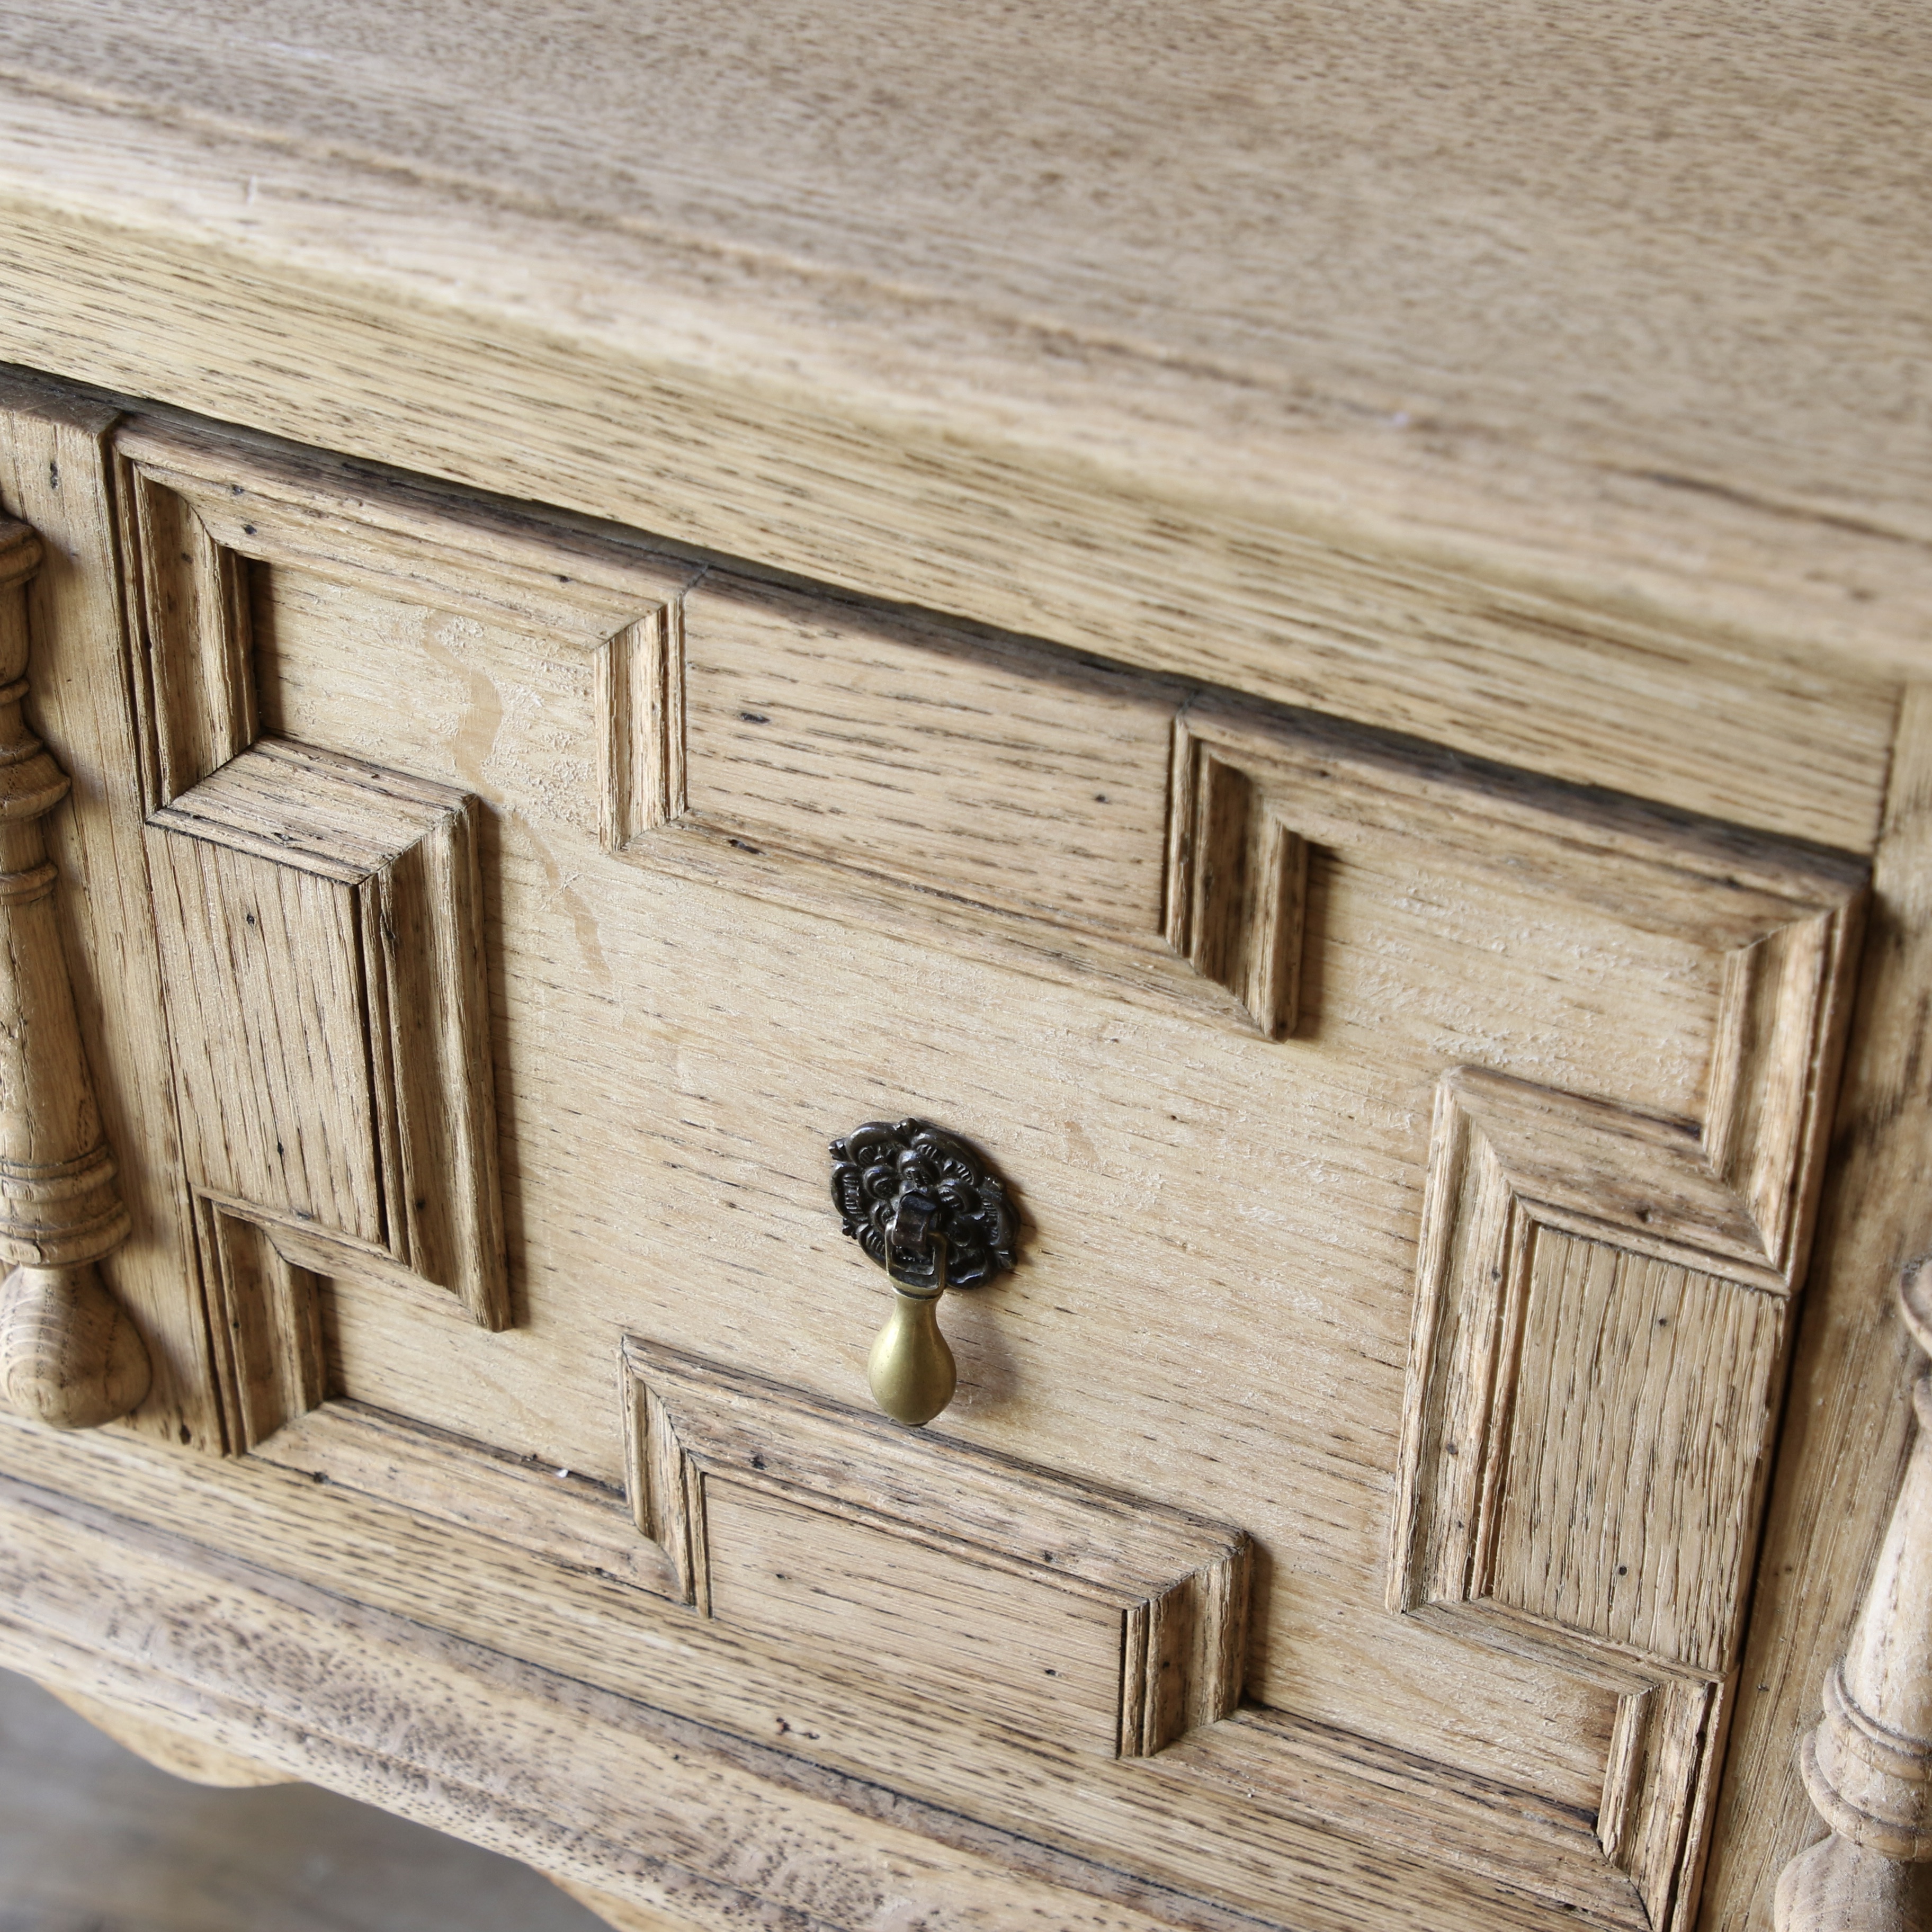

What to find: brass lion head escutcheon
left=829, top=1119, right=1017, bottom=1426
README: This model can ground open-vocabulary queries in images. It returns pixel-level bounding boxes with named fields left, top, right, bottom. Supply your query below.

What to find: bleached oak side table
left=0, top=7, right=1926, bottom=1929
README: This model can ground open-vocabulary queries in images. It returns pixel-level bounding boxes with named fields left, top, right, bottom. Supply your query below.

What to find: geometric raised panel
left=1498, top=1227, right=1784, bottom=1671
left=1164, top=720, right=1307, bottom=1038
left=1167, top=690, right=1870, bottom=1073
left=1391, top=1068, right=1788, bottom=1680
left=1389, top=1069, right=1803, bottom=1928
left=89, top=409, right=1880, bottom=1930
left=150, top=738, right=507, bottom=1328
left=621, top=1338, right=1250, bottom=1759
left=192, top=1200, right=327, bottom=1454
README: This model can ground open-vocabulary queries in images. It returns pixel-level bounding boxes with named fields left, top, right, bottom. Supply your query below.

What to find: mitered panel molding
left=1390, top=1071, right=1793, bottom=1928
left=194, top=1198, right=325, bottom=1454
left=1392, top=1070, right=1789, bottom=1675
left=621, top=1338, right=1250, bottom=1760
left=1387, top=956, right=1860, bottom=1929
left=1164, top=716, right=1308, bottom=1037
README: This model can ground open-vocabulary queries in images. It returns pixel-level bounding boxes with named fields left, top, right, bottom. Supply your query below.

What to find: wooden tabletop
left=0, top=1, right=1926, bottom=675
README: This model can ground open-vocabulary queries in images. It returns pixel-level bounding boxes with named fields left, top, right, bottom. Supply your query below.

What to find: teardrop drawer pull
left=829, top=1118, right=1016, bottom=1427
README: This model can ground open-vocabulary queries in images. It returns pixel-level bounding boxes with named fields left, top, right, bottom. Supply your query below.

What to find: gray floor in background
left=0, top=1668, right=610, bottom=1932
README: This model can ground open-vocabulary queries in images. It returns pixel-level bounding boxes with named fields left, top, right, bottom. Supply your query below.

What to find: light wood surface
left=43, top=1681, right=296, bottom=1787
left=623, top=1339, right=1250, bottom=1758
left=1774, top=1265, right=1932, bottom=1930
left=0, top=1432, right=1640, bottom=1932
left=1705, top=688, right=1932, bottom=1928
left=549, top=1875, right=705, bottom=1932
left=151, top=738, right=506, bottom=1329
left=0, top=2, right=1926, bottom=697
left=0, top=16, right=1920, bottom=1915
left=3, top=390, right=1882, bottom=1929
left=0, top=377, right=1907, bottom=1930
left=0, top=1666, right=614, bottom=1931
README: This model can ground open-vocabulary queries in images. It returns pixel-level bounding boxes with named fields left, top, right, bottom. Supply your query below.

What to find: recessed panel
left=623, top=1339, right=1250, bottom=1759
left=1493, top=1227, right=1784, bottom=1672
left=153, top=835, right=382, bottom=1245
left=682, top=573, right=1180, bottom=935
left=701, top=1475, right=1126, bottom=1753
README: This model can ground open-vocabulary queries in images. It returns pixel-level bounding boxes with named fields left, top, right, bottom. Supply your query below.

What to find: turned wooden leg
left=0, top=520, right=146, bottom=1429
left=1776, top=1262, right=1932, bottom=1932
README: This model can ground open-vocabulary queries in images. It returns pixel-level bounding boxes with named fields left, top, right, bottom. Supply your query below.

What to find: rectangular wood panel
left=1391, top=1068, right=1795, bottom=1679
left=154, top=830, right=385, bottom=1245
left=150, top=738, right=506, bottom=1326
left=681, top=571, right=1182, bottom=935
left=1492, top=1229, right=1786, bottom=1671
left=700, top=1476, right=1128, bottom=1753
left=622, top=1339, right=1249, bottom=1759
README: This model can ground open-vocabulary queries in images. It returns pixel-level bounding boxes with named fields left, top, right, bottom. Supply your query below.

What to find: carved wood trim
left=117, top=454, right=256, bottom=809
left=1358, top=750, right=1865, bottom=1926
left=113, top=421, right=700, bottom=812
left=1164, top=724, right=1307, bottom=1037
left=1391, top=1071, right=1787, bottom=1665
left=151, top=739, right=507, bottom=1328
left=247, top=1395, right=669, bottom=1593
left=621, top=1338, right=1250, bottom=1759
left=194, top=1198, right=326, bottom=1454
left=0, top=515, right=148, bottom=1431
left=1389, top=1077, right=1771, bottom=1927
left=597, top=609, right=687, bottom=848
left=1775, top=1263, right=1932, bottom=1930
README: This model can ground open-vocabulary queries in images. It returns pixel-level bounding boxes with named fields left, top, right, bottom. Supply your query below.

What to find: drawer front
left=0, top=405, right=1879, bottom=1932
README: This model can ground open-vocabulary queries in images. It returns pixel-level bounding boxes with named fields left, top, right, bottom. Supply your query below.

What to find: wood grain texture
left=0, top=522, right=122, bottom=1266
left=195, top=1202, right=325, bottom=1455
left=0, top=1472, right=1233, bottom=1932
left=0, top=1410, right=1650, bottom=1932
left=1164, top=735, right=1307, bottom=1039
left=1393, top=1072, right=1800, bottom=1670
left=1387, top=917, right=1855, bottom=1931
left=113, top=407, right=1898, bottom=1056
left=549, top=1875, right=707, bottom=1932
left=255, top=1399, right=672, bottom=1595
left=0, top=6, right=1924, bottom=730
left=1389, top=1075, right=1777, bottom=1928
left=119, top=454, right=254, bottom=807
left=678, top=570, right=1182, bottom=935
left=1497, top=1232, right=1783, bottom=1672
left=150, top=739, right=506, bottom=1326
left=0, top=368, right=1904, bottom=1930
left=0, top=508, right=148, bottom=1428
left=0, top=378, right=218, bottom=1450
left=623, top=1339, right=1249, bottom=1759
left=122, top=417, right=1305, bottom=1011
left=180, top=400, right=1897, bottom=1867
left=598, top=613, right=684, bottom=847
left=1777, top=1835, right=1932, bottom=1932
left=1703, top=689, right=1932, bottom=1930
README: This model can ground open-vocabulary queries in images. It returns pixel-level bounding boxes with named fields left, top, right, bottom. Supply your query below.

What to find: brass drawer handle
left=829, top=1120, right=1016, bottom=1427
